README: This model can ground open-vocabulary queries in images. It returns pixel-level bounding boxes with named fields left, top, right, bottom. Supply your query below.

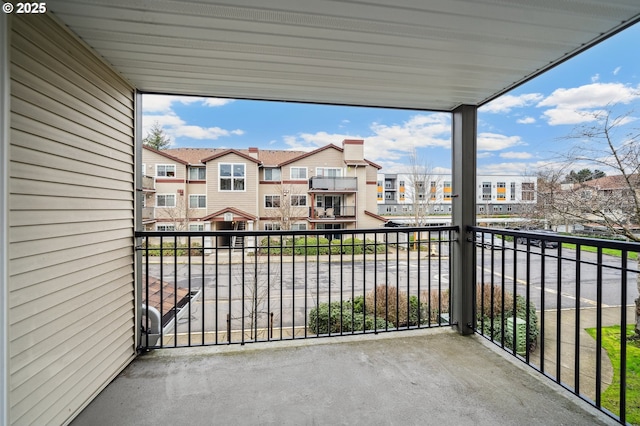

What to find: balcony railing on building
left=308, top=205, right=356, bottom=219
left=309, top=176, right=357, bottom=191
left=136, top=226, right=639, bottom=424
left=142, top=175, right=155, bottom=191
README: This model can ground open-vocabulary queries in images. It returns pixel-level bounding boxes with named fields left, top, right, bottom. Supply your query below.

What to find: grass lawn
left=561, top=243, right=638, bottom=260
left=585, top=325, right=640, bottom=425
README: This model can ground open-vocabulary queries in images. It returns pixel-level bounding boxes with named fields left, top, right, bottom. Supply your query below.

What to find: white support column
left=451, top=104, right=477, bottom=335
left=246, top=220, right=255, bottom=253
left=1, top=13, right=10, bottom=426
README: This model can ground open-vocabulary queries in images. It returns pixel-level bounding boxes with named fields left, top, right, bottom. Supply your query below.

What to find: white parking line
left=477, top=266, right=607, bottom=307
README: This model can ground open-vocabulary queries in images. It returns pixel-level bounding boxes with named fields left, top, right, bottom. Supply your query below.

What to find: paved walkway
left=529, top=305, right=634, bottom=401
left=72, top=327, right=618, bottom=426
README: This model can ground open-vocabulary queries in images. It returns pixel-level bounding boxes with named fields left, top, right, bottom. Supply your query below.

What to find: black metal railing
left=136, top=226, right=455, bottom=349
left=471, top=226, right=638, bottom=425
left=308, top=205, right=356, bottom=219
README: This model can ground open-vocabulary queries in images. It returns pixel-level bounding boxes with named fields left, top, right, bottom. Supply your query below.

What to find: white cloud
left=499, top=151, right=533, bottom=159
left=477, top=133, right=526, bottom=151
left=537, top=82, right=640, bottom=125
left=142, top=95, right=241, bottom=145
left=203, top=98, right=234, bottom=107
left=516, top=117, right=536, bottom=124
left=591, top=74, right=600, bottom=83
left=284, top=113, right=452, bottom=163
left=480, top=93, right=543, bottom=114
left=613, top=66, right=621, bottom=76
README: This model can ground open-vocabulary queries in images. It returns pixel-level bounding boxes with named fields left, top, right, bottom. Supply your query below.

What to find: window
left=291, top=195, right=307, bottom=206
left=443, top=181, right=452, bottom=200
left=189, top=194, right=206, bottom=208
left=316, top=167, right=342, bottom=177
left=385, top=192, right=394, bottom=200
left=264, top=167, right=281, bottom=181
left=156, top=194, right=176, bottom=207
left=290, top=167, right=307, bottom=180
left=157, top=224, right=176, bottom=231
left=219, top=163, right=245, bottom=191
left=497, top=182, right=506, bottom=200
left=189, top=224, right=204, bottom=231
left=522, top=182, right=535, bottom=201
left=265, top=195, right=281, bottom=208
left=510, top=182, right=516, bottom=200
left=157, top=164, right=176, bottom=177
left=291, top=223, right=307, bottom=231
left=482, top=182, right=492, bottom=200
left=264, top=223, right=281, bottom=231
left=188, top=167, right=206, bottom=180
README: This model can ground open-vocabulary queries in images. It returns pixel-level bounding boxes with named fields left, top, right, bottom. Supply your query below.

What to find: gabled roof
left=365, top=211, right=389, bottom=223
left=278, top=144, right=343, bottom=167
left=143, top=145, right=189, bottom=165
left=581, top=174, right=640, bottom=191
left=200, top=149, right=262, bottom=164
left=203, top=207, right=257, bottom=221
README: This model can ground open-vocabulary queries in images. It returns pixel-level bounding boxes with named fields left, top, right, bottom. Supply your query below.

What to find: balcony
left=141, top=207, right=155, bottom=222
left=142, top=175, right=156, bottom=192
left=309, top=176, right=358, bottom=192
left=75, top=227, right=637, bottom=424
left=308, top=205, right=356, bottom=220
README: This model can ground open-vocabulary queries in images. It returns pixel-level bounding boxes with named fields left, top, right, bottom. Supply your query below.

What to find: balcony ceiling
left=47, top=0, right=640, bottom=111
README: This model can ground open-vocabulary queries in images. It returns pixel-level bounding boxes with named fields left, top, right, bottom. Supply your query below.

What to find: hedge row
left=259, top=237, right=386, bottom=255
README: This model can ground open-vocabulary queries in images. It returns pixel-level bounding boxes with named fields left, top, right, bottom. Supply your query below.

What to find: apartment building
left=377, top=173, right=537, bottom=215
left=143, top=140, right=385, bottom=242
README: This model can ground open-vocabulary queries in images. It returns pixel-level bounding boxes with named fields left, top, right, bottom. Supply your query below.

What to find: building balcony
left=141, top=207, right=155, bottom=222
left=74, top=228, right=637, bottom=425
left=309, top=176, right=357, bottom=192
left=308, top=205, right=356, bottom=220
left=142, top=175, right=156, bottom=192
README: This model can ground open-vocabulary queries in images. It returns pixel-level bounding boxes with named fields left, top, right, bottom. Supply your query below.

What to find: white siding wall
left=9, top=14, right=135, bottom=425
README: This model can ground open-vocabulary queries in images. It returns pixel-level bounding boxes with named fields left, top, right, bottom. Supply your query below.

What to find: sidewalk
left=528, top=305, right=634, bottom=401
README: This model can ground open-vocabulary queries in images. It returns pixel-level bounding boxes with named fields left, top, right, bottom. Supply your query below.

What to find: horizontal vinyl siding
left=8, top=14, right=135, bottom=426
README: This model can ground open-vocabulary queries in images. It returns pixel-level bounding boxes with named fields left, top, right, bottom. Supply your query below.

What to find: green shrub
left=309, top=300, right=391, bottom=334
left=143, top=242, right=203, bottom=256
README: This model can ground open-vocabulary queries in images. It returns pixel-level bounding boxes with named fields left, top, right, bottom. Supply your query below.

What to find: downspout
left=0, top=13, right=10, bottom=425
left=141, top=305, right=161, bottom=348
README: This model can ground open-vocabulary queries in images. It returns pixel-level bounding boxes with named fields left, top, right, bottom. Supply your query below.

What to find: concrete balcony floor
left=71, top=328, right=617, bottom=425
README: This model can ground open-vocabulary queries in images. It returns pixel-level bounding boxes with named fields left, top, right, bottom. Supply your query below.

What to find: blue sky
left=143, top=23, right=640, bottom=176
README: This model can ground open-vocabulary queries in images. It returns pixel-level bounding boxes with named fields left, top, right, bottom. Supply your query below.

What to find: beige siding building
left=142, top=140, right=385, bottom=240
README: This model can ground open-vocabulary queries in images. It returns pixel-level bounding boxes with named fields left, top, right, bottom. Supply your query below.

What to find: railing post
left=451, top=104, right=476, bottom=335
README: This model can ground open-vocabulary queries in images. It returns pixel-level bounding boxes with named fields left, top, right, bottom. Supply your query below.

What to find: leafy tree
left=143, top=121, right=171, bottom=150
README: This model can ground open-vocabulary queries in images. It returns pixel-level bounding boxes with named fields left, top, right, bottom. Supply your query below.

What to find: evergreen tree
left=143, top=121, right=171, bottom=150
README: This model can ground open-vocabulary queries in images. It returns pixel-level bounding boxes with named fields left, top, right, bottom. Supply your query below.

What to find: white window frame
left=219, top=163, right=246, bottom=192
left=189, top=194, right=206, bottom=209
left=188, top=167, right=206, bottom=180
left=265, top=195, right=281, bottom=208
left=264, top=223, right=281, bottom=231
left=263, top=167, right=281, bottom=181
left=156, top=193, right=176, bottom=208
left=189, top=224, right=205, bottom=231
left=156, top=164, right=176, bottom=177
left=157, top=224, right=176, bottom=231
left=290, top=194, right=307, bottom=206
left=291, top=223, right=307, bottom=231
left=316, top=167, right=342, bottom=177
left=290, top=167, right=308, bottom=180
